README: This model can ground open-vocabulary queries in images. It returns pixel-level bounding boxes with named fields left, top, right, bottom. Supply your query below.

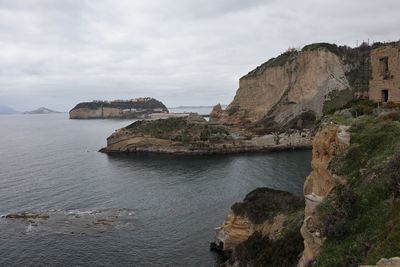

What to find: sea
left=0, top=107, right=311, bottom=267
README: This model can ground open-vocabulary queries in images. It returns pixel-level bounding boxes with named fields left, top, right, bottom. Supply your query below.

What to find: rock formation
left=211, top=188, right=304, bottom=266
left=210, top=43, right=375, bottom=130
left=360, top=257, right=400, bottom=267
left=298, top=124, right=350, bottom=266
left=69, top=97, right=168, bottom=119
left=100, top=115, right=311, bottom=154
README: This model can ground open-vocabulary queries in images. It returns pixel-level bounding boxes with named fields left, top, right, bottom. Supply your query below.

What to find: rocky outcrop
left=5, top=212, right=50, bottom=219
left=210, top=45, right=357, bottom=129
left=298, top=124, right=350, bottom=266
left=69, top=97, right=168, bottom=119
left=360, top=257, right=400, bottom=267
left=211, top=188, right=304, bottom=266
left=209, top=104, right=223, bottom=123
left=100, top=115, right=311, bottom=154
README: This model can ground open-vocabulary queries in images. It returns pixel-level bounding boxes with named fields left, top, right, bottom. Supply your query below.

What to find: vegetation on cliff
left=125, top=116, right=230, bottom=144
left=229, top=210, right=304, bottom=267
left=231, top=188, right=303, bottom=224
left=218, top=188, right=305, bottom=267
left=246, top=48, right=299, bottom=77
left=314, top=113, right=400, bottom=266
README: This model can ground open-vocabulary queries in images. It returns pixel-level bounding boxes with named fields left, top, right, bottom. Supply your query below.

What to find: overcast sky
left=0, top=0, right=399, bottom=111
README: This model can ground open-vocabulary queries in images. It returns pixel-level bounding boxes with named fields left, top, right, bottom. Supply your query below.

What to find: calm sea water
left=0, top=113, right=311, bottom=267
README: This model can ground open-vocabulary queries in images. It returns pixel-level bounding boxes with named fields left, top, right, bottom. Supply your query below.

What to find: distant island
left=0, top=104, right=19, bottom=115
left=24, top=107, right=62, bottom=114
left=69, top=97, right=169, bottom=119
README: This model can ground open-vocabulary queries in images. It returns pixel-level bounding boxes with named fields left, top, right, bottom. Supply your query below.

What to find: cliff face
left=299, top=124, right=350, bottom=267
left=212, top=49, right=350, bottom=128
left=69, top=97, right=168, bottom=119
left=211, top=188, right=304, bottom=267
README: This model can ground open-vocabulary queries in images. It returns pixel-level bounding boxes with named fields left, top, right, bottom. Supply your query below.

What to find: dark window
left=382, top=89, right=389, bottom=102
left=379, top=57, right=390, bottom=79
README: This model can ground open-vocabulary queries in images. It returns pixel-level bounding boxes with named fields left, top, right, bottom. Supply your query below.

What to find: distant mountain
left=24, top=107, right=61, bottom=114
left=0, top=104, right=19, bottom=114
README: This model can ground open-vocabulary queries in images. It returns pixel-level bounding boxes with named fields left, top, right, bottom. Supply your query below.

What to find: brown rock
left=217, top=49, right=350, bottom=126
left=298, top=124, right=350, bottom=267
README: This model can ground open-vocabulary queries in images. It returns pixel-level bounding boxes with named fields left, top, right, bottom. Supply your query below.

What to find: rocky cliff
left=305, top=112, right=400, bottom=266
left=298, top=124, right=350, bottom=266
left=211, top=188, right=304, bottom=267
left=69, top=97, right=168, bottom=119
left=211, top=43, right=373, bottom=131
left=212, top=103, right=400, bottom=266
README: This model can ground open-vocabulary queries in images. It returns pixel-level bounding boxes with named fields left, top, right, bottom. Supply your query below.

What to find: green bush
left=199, top=129, right=211, bottom=141
left=323, top=89, right=354, bottom=114
left=227, top=106, right=240, bottom=116
left=126, top=117, right=231, bottom=144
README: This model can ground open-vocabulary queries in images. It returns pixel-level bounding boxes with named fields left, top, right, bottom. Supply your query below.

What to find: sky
left=0, top=0, right=399, bottom=112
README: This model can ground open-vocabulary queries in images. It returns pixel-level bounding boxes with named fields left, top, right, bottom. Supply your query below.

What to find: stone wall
left=369, top=44, right=400, bottom=103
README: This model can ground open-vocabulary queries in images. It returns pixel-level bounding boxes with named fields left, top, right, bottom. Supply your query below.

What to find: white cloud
left=0, top=0, right=399, bottom=111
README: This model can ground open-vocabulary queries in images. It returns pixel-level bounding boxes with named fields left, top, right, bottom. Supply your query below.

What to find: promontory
left=101, top=42, right=375, bottom=154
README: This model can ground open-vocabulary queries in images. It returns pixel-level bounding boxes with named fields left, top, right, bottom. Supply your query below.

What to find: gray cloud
left=0, top=0, right=399, bottom=111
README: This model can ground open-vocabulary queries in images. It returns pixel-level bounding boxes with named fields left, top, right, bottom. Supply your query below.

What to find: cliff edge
left=211, top=43, right=373, bottom=131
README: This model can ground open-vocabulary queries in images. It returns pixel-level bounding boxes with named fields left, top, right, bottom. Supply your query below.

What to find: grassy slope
left=315, top=113, right=400, bottom=266
left=125, top=117, right=230, bottom=145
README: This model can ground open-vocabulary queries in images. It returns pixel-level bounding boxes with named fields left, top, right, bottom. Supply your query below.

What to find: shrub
left=199, top=129, right=211, bottom=141
left=384, top=101, right=400, bottom=109
left=323, top=89, right=354, bottom=114
left=227, top=106, right=240, bottom=116
left=378, top=111, right=400, bottom=122
left=230, top=211, right=304, bottom=267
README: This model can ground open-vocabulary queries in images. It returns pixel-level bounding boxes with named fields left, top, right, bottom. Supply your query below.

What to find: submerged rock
left=1, top=208, right=135, bottom=236
left=5, top=212, right=49, bottom=220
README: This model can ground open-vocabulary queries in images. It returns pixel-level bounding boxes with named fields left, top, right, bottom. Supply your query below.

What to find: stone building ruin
left=369, top=43, right=400, bottom=103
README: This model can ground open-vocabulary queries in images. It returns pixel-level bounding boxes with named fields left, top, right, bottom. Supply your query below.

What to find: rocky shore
left=211, top=107, right=400, bottom=266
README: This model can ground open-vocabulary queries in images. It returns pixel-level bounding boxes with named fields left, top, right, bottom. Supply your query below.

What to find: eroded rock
left=211, top=188, right=304, bottom=266
left=298, top=124, right=350, bottom=267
